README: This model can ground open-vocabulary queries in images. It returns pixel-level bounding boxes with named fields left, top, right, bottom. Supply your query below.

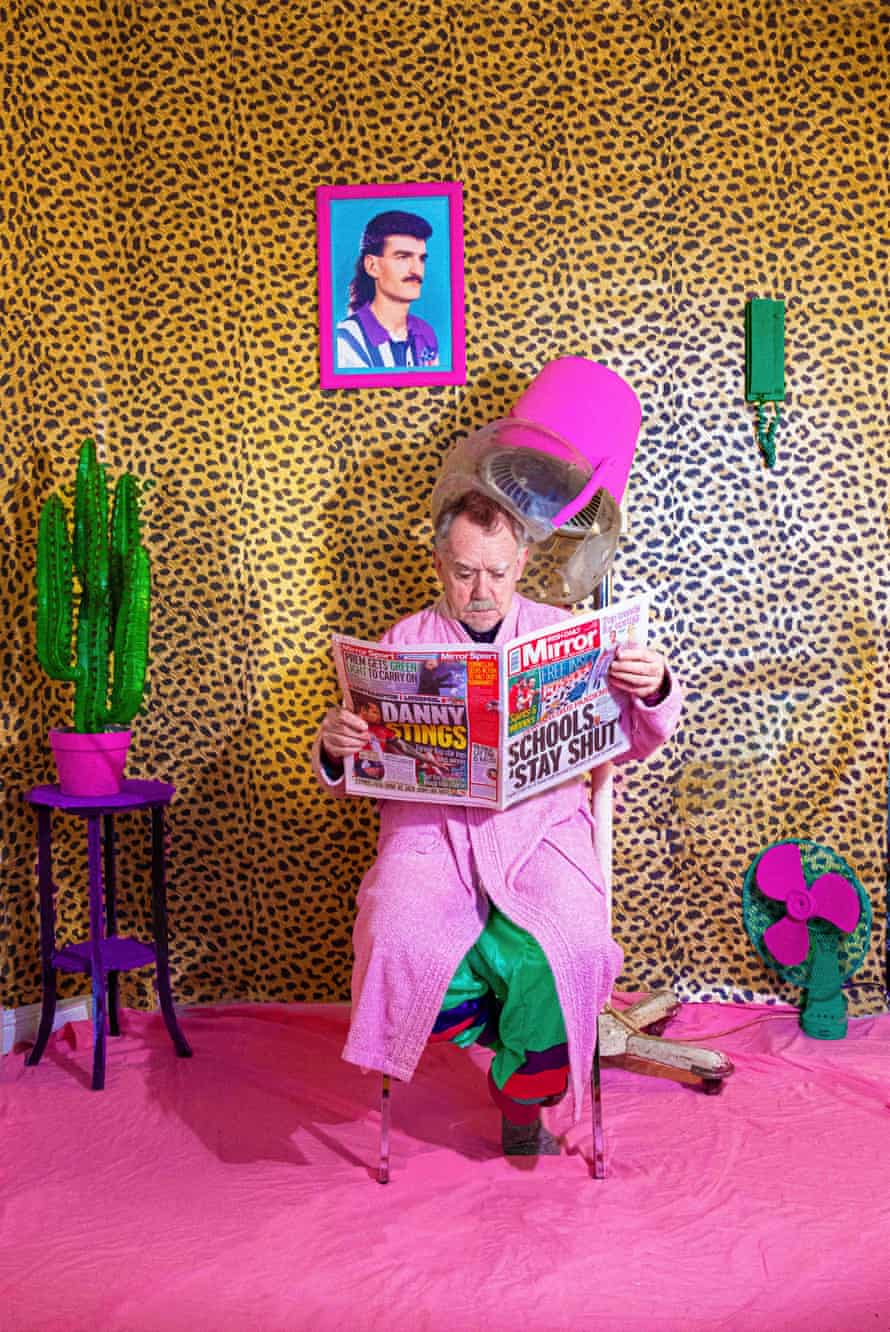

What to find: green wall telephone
left=745, top=299, right=785, bottom=467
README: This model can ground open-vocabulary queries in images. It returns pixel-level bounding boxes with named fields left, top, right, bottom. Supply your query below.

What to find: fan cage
left=742, top=839, right=872, bottom=984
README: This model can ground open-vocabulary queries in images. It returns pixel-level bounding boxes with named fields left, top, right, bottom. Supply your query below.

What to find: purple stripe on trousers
left=514, top=1042, right=569, bottom=1074
left=432, top=995, right=488, bottom=1034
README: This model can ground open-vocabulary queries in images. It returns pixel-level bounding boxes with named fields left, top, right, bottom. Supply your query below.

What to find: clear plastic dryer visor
left=431, top=418, right=606, bottom=543
left=430, top=418, right=623, bottom=602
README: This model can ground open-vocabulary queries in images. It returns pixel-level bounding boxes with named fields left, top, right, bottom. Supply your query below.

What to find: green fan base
left=798, top=938, right=849, bottom=1039
left=800, top=992, right=848, bottom=1040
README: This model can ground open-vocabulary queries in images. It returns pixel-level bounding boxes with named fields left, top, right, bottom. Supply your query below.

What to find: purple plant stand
left=24, top=779, right=192, bottom=1090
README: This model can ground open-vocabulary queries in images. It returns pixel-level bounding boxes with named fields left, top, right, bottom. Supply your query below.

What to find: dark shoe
left=538, top=1087, right=568, bottom=1108
left=501, top=1115, right=561, bottom=1156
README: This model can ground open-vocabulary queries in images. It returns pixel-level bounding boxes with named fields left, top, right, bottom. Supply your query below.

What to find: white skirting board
left=2, top=997, right=195, bottom=1056
left=2, top=995, right=92, bottom=1055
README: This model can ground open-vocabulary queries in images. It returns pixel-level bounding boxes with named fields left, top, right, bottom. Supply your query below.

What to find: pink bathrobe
left=312, top=593, right=682, bottom=1118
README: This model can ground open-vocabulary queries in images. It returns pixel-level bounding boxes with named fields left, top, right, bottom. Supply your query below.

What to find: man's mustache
left=467, top=599, right=497, bottom=612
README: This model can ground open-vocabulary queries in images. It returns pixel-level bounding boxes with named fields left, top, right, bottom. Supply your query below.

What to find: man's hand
left=319, top=706, right=370, bottom=761
left=607, top=646, right=667, bottom=702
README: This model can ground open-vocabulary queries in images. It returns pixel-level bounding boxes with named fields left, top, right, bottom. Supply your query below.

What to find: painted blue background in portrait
left=327, top=193, right=454, bottom=373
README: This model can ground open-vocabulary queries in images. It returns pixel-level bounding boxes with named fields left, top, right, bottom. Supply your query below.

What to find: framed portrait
left=316, top=181, right=466, bottom=390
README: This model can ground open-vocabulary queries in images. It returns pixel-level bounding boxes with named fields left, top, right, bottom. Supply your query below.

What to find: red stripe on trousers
left=501, top=1065, right=568, bottom=1098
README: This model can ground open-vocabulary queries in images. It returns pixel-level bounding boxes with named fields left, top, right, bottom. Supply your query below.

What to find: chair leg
left=378, top=1074, right=392, bottom=1184
left=590, top=1032, right=605, bottom=1179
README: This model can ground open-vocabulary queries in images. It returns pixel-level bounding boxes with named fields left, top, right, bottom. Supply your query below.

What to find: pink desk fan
left=743, top=840, right=872, bottom=1038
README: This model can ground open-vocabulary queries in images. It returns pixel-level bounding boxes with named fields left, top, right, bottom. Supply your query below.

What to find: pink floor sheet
left=2, top=1000, right=889, bottom=1332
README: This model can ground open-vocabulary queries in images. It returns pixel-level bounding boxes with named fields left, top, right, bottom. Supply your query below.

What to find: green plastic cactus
left=36, top=438, right=151, bottom=733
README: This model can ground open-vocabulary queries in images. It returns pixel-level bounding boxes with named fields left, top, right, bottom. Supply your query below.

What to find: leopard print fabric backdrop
left=2, top=1, right=887, bottom=1018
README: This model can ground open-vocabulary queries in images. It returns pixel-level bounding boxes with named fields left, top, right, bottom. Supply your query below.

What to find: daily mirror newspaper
left=331, top=593, right=650, bottom=809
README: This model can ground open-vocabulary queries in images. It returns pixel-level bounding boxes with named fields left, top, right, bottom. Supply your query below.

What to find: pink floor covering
left=3, top=999, right=889, bottom=1332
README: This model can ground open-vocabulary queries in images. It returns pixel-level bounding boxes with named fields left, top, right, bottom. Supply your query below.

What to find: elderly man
left=313, top=489, right=682, bottom=1154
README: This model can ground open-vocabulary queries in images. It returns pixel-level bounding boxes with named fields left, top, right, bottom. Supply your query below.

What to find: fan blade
left=755, top=843, right=805, bottom=903
left=809, top=873, right=861, bottom=934
left=763, top=915, right=811, bottom=967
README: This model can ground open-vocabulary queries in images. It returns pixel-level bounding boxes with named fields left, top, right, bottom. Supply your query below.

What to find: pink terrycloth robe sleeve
left=312, top=595, right=682, bottom=1119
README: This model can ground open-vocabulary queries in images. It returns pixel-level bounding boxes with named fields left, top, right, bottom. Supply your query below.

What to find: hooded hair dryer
left=431, top=357, right=642, bottom=602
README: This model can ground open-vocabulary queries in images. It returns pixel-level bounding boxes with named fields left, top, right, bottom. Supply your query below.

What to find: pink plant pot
left=49, top=729, right=132, bottom=797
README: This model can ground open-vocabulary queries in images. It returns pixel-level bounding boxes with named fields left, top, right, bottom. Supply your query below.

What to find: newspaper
left=331, top=593, right=650, bottom=809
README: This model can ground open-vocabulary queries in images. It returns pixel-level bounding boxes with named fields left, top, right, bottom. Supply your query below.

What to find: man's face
left=434, top=513, right=529, bottom=633
left=364, top=235, right=427, bottom=305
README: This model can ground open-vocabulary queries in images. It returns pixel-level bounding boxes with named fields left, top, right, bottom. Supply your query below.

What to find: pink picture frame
left=316, top=181, right=466, bottom=390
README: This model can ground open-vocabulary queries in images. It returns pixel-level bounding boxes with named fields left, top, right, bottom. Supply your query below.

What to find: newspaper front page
left=332, top=593, right=649, bottom=809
